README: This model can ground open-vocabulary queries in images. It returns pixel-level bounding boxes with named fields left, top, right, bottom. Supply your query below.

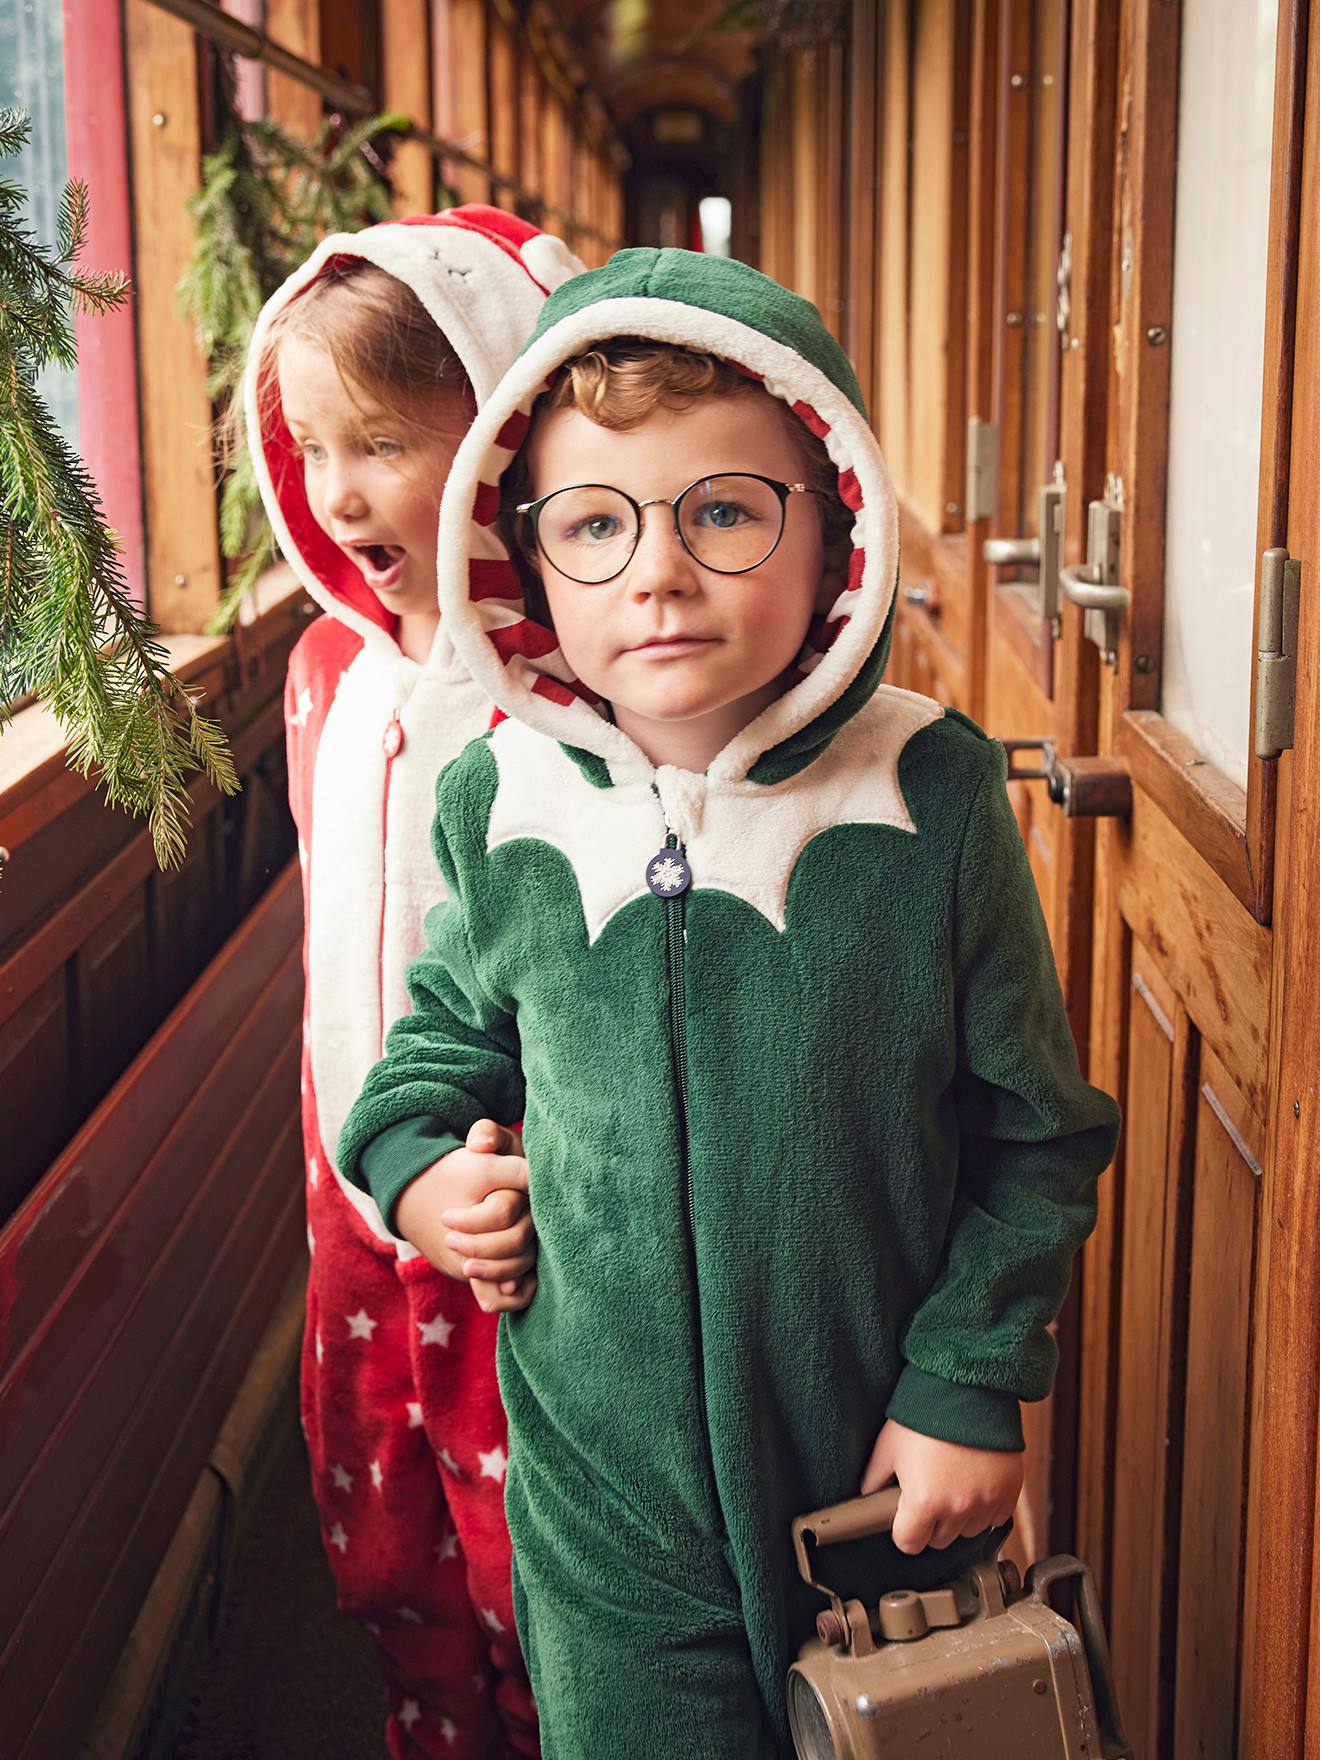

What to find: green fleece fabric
left=340, top=249, right=1121, bottom=1759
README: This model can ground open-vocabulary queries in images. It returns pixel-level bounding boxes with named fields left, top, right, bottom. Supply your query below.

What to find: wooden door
left=976, top=0, right=1109, bottom=1567
left=1064, top=3, right=1305, bottom=1756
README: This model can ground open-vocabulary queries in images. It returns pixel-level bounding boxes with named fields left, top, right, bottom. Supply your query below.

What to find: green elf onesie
left=339, top=250, right=1122, bottom=1759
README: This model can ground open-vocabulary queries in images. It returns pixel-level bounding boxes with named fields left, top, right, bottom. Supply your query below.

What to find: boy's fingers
left=471, top=1273, right=537, bottom=1313
left=859, top=1434, right=895, bottom=1497
left=442, top=1185, right=529, bottom=1232
left=462, top=1250, right=537, bottom=1281
left=444, top=1219, right=535, bottom=1260
left=465, top=1118, right=518, bottom=1156
left=890, top=1497, right=934, bottom=1556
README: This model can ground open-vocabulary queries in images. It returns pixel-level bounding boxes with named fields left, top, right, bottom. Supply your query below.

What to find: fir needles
left=0, top=108, right=237, bottom=870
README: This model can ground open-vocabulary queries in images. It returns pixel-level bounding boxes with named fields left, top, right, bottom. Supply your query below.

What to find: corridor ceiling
left=552, top=0, right=762, bottom=126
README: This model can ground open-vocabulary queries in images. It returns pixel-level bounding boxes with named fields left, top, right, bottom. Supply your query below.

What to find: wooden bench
left=0, top=862, right=304, bottom=1758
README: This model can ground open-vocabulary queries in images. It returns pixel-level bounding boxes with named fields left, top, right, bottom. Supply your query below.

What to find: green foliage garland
left=0, top=108, right=237, bottom=870
left=177, top=94, right=409, bottom=631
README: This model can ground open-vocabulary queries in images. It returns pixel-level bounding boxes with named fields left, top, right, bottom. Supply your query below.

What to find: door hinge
left=1255, top=547, right=1300, bottom=760
left=966, top=417, right=998, bottom=523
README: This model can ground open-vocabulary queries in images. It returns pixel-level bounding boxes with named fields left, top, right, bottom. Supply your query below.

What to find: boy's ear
left=816, top=528, right=851, bottom=612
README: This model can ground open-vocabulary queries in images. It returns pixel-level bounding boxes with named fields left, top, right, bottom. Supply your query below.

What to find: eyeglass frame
left=513, top=471, right=830, bottom=586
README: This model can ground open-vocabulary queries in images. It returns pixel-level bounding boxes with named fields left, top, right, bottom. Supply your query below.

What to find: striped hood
left=245, top=204, right=582, bottom=665
left=435, top=247, right=899, bottom=783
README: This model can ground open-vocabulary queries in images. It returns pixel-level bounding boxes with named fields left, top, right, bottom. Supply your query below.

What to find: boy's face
left=524, top=391, right=829, bottom=766
left=278, top=334, right=465, bottom=626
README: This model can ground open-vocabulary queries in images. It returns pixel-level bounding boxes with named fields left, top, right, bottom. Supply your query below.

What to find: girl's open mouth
left=350, top=541, right=407, bottom=588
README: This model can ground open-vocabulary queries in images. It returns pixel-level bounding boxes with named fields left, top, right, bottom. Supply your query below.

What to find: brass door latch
left=1003, top=739, right=1131, bottom=819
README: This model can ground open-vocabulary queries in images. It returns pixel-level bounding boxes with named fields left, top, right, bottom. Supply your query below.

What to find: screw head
left=173, top=572, right=187, bottom=587
left=1134, top=653, right=1153, bottom=673
left=1010, top=72, right=1028, bottom=89
left=1146, top=325, right=1167, bottom=345
left=1295, top=1099, right=1302, bottom=1119
left=152, top=111, right=168, bottom=128
left=1033, top=1679, right=1048, bottom=1696
left=1006, top=311, right=1025, bottom=328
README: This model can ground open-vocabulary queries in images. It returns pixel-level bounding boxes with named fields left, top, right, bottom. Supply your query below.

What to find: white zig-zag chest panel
left=485, top=689, right=942, bottom=944
left=307, top=648, right=489, bottom=1244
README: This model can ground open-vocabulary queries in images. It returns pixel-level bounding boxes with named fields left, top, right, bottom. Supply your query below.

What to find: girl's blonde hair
left=233, top=258, right=474, bottom=467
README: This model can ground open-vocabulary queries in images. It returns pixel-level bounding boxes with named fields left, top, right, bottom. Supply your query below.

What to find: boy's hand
left=860, top=1418, right=1023, bottom=1555
left=394, top=1119, right=538, bottom=1312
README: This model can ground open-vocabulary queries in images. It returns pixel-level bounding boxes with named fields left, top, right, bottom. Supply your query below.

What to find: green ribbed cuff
left=359, top=1117, right=464, bottom=1234
left=885, top=1363, right=1025, bottom=1452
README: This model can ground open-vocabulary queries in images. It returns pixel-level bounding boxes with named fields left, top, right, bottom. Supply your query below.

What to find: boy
left=339, top=249, right=1121, bottom=1758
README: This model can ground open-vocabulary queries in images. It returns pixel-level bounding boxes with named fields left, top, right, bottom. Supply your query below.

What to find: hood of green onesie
left=436, top=247, right=904, bottom=779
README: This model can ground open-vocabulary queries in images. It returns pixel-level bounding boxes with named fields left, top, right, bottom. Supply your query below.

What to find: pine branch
left=0, top=109, right=238, bottom=869
left=176, top=83, right=406, bottom=631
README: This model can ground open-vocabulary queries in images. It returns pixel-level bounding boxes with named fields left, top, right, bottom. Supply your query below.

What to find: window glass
left=1, top=0, right=78, bottom=447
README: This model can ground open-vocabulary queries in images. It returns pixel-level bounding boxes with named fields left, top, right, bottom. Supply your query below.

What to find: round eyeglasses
left=514, top=473, right=827, bottom=586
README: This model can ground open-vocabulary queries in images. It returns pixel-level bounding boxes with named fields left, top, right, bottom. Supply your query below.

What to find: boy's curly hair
left=501, top=337, right=855, bottom=575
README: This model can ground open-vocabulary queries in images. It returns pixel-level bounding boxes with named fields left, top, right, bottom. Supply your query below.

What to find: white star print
left=397, top=1606, right=423, bottom=1624
left=330, top=1463, right=353, bottom=1493
left=406, top=1401, right=424, bottom=1428
left=418, top=1313, right=454, bottom=1347
left=307, top=1155, right=319, bottom=1189
left=437, top=1448, right=461, bottom=1476
left=398, top=1699, right=421, bottom=1730
left=346, top=1309, right=377, bottom=1340
left=370, top=1458, right=384, bottom=1491
left=328, top=1523, right=348, bottom=1553
left=306, top=1222, right=315, bottom=1256
left=478, top=1444, right=508, bottom=1484
left=481, top=1607, right=506, bottom=1634
left=435, top=1527, right=459, bottom=1563
left=440, top=1716, right=456, bottom=1746
left=315, top=1329, right=324, bottom=1364
left=292, top=685, right=313, bottom=728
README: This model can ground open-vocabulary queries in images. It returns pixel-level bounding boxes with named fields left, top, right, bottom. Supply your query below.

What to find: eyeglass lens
left=534, top=475, right=787, bottom=583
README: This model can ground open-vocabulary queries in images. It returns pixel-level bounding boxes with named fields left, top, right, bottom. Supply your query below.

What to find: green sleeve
left=886, top=740, right=1121, bottom=1452
left=337, top=804, right=525, bottom=1233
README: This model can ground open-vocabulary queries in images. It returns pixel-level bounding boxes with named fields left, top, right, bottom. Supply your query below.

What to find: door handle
left=902, top=583, right=941, bottom=617
left=1003, top=739, right=1131, bottom=819
left=1059, top=563, right=1131, bottom=612
left=983, top=536, right=1040, bottom=566
left=984, top=473, right=1065, bottom=636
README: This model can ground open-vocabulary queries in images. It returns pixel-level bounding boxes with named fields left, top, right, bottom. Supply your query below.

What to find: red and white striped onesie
left=247, top=207, right=581, bottom=1760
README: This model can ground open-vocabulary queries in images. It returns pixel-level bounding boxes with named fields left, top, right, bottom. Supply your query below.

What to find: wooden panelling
left=1114, top=787, right=1271, bottom=1119
left=434, top=0, right=490, bottom=203
left=844, top=0, right=880, bottom=404
left=125, top=0, right=222, bottom=631
left=0, top=976, right=69, bottom=1219
left=1107, top=947, right=1190, bottom=1760
left=382, top=0, right=434, bottom=214
left=72, top=891, right=154, bottom=1112
left=0, top=870, right=303, bottom=1759
left=518, top=40, right=542, bottom=199
left=1174, top=1049, right=1262, bottom=1760
left=265, top=0, right=323, bottom=137
left=877, top=0, right=911, bottom=486
left=489, top=3, right=519, bottom=209
left=907, top=0, right=970, bottom=533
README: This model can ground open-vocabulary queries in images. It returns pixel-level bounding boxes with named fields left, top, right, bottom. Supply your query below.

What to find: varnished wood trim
left=1117, top=711, right=1256, bottom=917
left=1246, top=0, right=1310, bottom=925
left=994, top=582, right=1052, bottom=694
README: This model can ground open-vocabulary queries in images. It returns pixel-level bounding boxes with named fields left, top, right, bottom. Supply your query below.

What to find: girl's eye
left=300, top=442, right=326, bottom=464
left=372, top=439, right=403, bottom=459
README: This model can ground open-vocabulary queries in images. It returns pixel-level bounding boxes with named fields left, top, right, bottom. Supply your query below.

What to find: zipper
left=649, top=805, right=717, bottom=1485
left=662, top=831, right=695, bottom=1243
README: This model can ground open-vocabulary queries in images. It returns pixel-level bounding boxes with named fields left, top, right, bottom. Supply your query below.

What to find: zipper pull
left=382, top=714, right=404, bottom=759
left=646, top=832, right=691, bottom=899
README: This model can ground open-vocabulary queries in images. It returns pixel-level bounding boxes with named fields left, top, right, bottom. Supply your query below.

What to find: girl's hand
left=395, top=1119, right=535, bottom=1307
left=860, top=1417, right=1023, bottom=1555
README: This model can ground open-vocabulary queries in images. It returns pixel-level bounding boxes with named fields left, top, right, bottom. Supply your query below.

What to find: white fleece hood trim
left=435, top=296, right=899, bottom=784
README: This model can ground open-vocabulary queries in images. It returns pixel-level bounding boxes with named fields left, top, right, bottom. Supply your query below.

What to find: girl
left=243, top=205, right=580, bottom=1760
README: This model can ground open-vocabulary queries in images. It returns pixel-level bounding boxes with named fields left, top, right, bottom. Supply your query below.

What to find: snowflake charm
left=646, top=849, right=691, bottom=898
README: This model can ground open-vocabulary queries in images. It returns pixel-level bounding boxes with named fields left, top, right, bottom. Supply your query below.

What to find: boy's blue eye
left=564, top=513, right=624, bottom=544
left=693, top=499, right=754, bottom=529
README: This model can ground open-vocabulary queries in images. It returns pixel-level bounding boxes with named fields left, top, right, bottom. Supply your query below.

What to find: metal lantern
left=787, top=1488, right=1133, bottom=1760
